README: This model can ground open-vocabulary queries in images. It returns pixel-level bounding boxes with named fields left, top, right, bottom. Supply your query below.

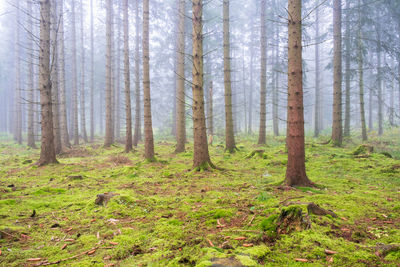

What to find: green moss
left=32, top=187, right=66, bottom=195
left=213, top=209, right=233, bottom=219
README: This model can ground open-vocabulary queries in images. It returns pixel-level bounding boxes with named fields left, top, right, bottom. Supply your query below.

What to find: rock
left=307, top=203, right=337, bottom=218
left=276, top=206, right=311, bottom=235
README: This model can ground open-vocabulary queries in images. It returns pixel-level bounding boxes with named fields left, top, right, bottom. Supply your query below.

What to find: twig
left=247, top=215, right=256, bottom=226
left=221, top=229, right=263, bottom=234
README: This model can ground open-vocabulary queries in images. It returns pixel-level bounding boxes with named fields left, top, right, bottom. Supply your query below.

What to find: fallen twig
left=247, top=215, right=256, bottom=226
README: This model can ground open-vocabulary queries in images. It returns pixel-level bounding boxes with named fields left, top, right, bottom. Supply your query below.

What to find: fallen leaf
left=243, top=243, right=253, bottom=247
left=207, top=238, right=214, bottom=247
left=27, top=258, right=42, bottom=261
left=64, top=238, right=75, bottom=242
left=103, top=255, right=111, bottom=260
left=61, top=244, right=67, bottom=250
left=87, top=249, right=96, bottom=255
left=295, top=258, right=308, bottom=262
left=383, top=221, right=393, bottom=224
left=382, top=214, right=388, bottom=218
left=325, top=249, right=338, bottom=255
left=21, top=234, right=30, bottom=239
left=0, top=249, right=2, bottom=255
left=109, top=241, right=118, bottom=245
left=65, top=227, right=72, bottom=232
left=90, top=219, right=96, bottom=223
left=234, top=237, right=246, bottom=240
left=327, top=256, right=334, bottom=262
left=341, top=217, right=347, bottom=221
left=341, top=228, right=351, bottom=232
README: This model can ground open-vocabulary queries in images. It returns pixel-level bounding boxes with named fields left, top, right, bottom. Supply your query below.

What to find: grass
left=0, top=131, right=399, bottom=266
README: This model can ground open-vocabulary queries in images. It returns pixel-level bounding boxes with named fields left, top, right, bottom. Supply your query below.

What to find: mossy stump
left=276, top=206, right=311, bottom=235
left=352, top=144, right=374, bottom=156
left=245, top=150, right=266, bottom=159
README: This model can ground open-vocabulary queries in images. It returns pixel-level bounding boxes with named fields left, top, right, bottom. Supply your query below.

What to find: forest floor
left=0, top=131, right=400, bottom=266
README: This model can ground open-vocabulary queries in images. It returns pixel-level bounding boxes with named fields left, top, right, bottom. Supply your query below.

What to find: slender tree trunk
left=143, top=0, right=155, bottom=160
left=368, top=70, right=373, bottom=131
left=58, top=0, right=70, bottom=149
left=389, top=60, right=395, bottom=126
left=71, top=0, right=79, bottom=145
left=285, top=0, right=312, bottom=187
left=104, top=0, right=113, bottom=147
left=314, top=2, right=321, bottom=137
left=377, top=31, right=383, bottom=135
left=344, top=0, right=351, bottom=137
left=51, top=0, right=61, bottom=154
left=115, top=1, right=122, bottom=140
left=223, top=0, right=236, bottom=152
left=133, top=0, right=141, bottom=147
left=14, top=0, right=22, bottom=144
left=38, top=0, right=58, bottom=166
left=123, top=0, right=132, bottom=152
left=208, top=81, right=214, bottom=141
left=273, top=23, right=279, bottom=136
left=242, top=49, right=247, bottom=134
left=248, top=20, right=254, bottom=134
left=27, top=0, right=36, bottom=148
left=90, top=0, right=94, bottom=142
left=192, top=0, right=214, bottom=170
left=332, top=0, right=343, bottom=146
left=175, top=0, right=186, bottom=153
left=258, top=0, right=267, bottom=145
left=80, top=0, right=88, bottom=143
left=358, top=0, right=367, bottom=141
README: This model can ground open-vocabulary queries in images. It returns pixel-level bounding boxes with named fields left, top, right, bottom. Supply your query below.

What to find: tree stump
left=276, top=206, right=311, bottom=235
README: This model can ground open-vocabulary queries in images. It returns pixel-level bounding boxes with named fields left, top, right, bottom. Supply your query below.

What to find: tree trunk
left=223, top=0, right=236, bottom=152
left=143, top=0, right=155, bottom=160
left=80, top=0, right=88, bottom=143
left=58, top=0, right=71, bottom=149
left=344, top=0, right=351, bottom=137
left=332, top=0, right=342, bottom=146
left=258, top=0, right=267, bottom=145
left=175, top=0, right=186, bottom=153
left=123, top=0, right=132, bottom=153
left=273, top=21, right=279, bottom=137
left=115, top=1, right=122, bottom=141
left=377, top=31, right=383, bottom=136
left=248, top=19, right=254, bottom=134
left=314, top=1, right=321, bottom=137
left=38, top=0, right=58, bottom=166
left=208, top=81, right=214, bottom=141
left=104, top=0, right=113, bottom=147
left=285, top=0, right=312, bottom=187
left=14, top=0, right=22, bottom=145
left=71, top=0, right=79, bottom=145
left=389, top=60, right=395, bottom=126
left=242, top=49, right=247, bottom=134
left=133, top=0, right=141, bottom=147
left=358, top=0, right=367, bottom=141
left=90, top=0, right=94, bottom=142
left=51, top=0, right=61, bottom=154
left=27, top=0, right=36, bottom=148
left=192, top=0, right=214, bottom=170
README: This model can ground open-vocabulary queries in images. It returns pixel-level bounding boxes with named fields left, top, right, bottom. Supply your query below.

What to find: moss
left=352, top=144, right=374, bottom=155
left=32, top=187, right=66, bottom=195
left=213, top=209, right=233, bottom=219
left=236, top=254, right=257, bottom=266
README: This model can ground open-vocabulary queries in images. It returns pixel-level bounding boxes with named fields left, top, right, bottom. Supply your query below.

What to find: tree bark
left=71, top=0, right=79, bottom=145
left=344, top=0, right=351, bottom=137
left=314, top=1, right=321, bottom=137
left=14, top=0, right=22, bottom=144
left=133, top=0, right=141, bottom=147
left=285, top=0, right=312, bottom=187
left=175, top=0, right=186, bottom=153
left=58, top=0, right=71, bottom=149
left=80, top=0, right=88, bottom=143
left=115, top=1, right=122, bottom=140
left=90, top=0, right=94, bottom=142
left=38, top=0, right=58, bottom=166
left=123, top=0, right=132, bottom=152
left=332, top=0, right=343, bottom=146
left=27, top=0, right=36, bottom=148
left=51, top=0, right=61, bottom=154
left=192, top=0, right=214, bottom=170
left=358, top=0, right=367, bottom=141
left=273, top=20, right=279, bottom=137
left=248, top=18, right=254, bottom=134
left=377, top=30, right=383, bottom=135
left=143, top=0, right=155, bottom=160
left=258, top=0, right=267, bottom=145
left=208, top=81, right=214, bottom=141
left=223, top=0, right=236, bottom=152
left=104, top=0, right=113, bottom=147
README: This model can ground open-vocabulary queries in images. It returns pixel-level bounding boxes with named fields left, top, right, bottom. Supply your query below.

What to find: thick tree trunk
left=71, top=0, right=79, bottom=145
left=358, top=0, right=367, bottom=141
left=332, top=0, right=343, bottom=146
left=51, top=0, right=61, bottom=154
left=192, top=0, right=214, bottom=170
left=143, top=0, right=155, bottom=160
left=258, top=0, right=267, bottom=145
left=133, top=0, right=141, bottom=147
left=223, top=0, right=236, bottom=152
left=27, top=0, right=36, bottom=148
left=344, top=0, right=351, bottom=137
left=123, top=0, right=132, bottom=152
left=175, top=0, right=186, bottom=153
left=38, top=0, right=58, bottom=166
left=285, top=0, right=312, bottom=187
left=90, top=0, right=94, bottom=142
left=314, top=2, right=321, bottom=137
left=80, top=0, right=88, bottom=143
left=104, top=0, right=113, bottom=147
left=58, top=0, right=71, bottom=149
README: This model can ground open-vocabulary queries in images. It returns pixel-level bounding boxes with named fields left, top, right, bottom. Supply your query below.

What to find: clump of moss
left=260, top=214, right=278, bottom=238
left=352, top=144, right=374, bottom=156
left=276, top=206, right=311, bottom=234
left=213, top=209, right=233, bottom=219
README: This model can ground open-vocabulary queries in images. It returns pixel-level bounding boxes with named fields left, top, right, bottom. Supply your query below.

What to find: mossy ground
left=0, top=130, right=400, bottom=266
